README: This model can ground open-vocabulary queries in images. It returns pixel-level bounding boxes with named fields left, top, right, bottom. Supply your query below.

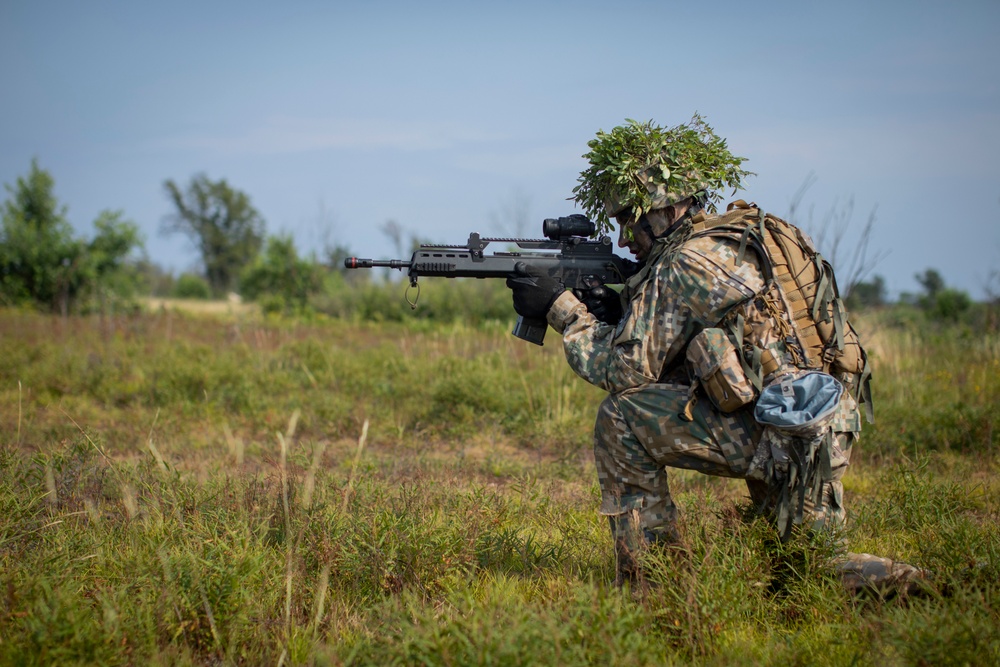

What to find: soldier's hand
left=576, top=285, right=623, bottom=325
left=506, top=263, right=566, bottom=320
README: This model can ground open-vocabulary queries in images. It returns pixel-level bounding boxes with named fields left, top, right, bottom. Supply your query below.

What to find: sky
left=2, top=0, right=999, bottom=299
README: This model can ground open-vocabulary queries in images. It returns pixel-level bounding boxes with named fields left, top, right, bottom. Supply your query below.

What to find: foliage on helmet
left=571, top=115, right=753, bottom=236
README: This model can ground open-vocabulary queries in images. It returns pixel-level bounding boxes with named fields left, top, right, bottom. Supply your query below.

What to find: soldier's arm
left=548, top=237, right=762, bottom=394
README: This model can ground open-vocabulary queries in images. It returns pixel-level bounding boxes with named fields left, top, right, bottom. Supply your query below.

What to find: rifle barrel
left=344, top=258, right=411, bottom=270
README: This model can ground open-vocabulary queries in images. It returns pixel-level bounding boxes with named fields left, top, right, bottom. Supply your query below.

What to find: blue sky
left=2, top=0, right=998, bottom=298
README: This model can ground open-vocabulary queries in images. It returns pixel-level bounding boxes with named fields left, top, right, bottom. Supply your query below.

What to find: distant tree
left=845, top=274, right=887, bottom=310
left=915, top=268, right=945, bottom=300
left=133, top=258, right=176, bottom=297
left=240, top=234, right=323, bottom=313
left=162, top=174, right=265, bottom=297
left=1, top=160, right=142, bottom=313
left=915, top=267, right=971, bottom=322
left=86, top=210, right=144, bottom=303
left=326, top=243, right=354, bottom=275
left=1, top=160, right=79, bottom=310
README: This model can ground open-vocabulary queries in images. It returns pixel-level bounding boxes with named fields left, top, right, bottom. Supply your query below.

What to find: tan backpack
left=689, top=200, right=872, bottom=420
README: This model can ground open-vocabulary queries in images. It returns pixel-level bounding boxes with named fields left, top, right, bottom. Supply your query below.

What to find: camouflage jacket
left=547, top=226, right=765, bottom=395
left=547, top=213, right=862, bottom=433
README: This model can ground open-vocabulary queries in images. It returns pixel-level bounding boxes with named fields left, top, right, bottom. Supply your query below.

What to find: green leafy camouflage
left=571, top=115, right=753, bottom=236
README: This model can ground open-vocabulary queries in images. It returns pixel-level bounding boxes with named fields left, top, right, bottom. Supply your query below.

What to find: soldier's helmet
left=571, top=115, right=753, bottom=236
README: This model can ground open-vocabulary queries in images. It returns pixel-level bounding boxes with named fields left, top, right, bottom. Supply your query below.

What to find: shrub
left=240, top=234, right=323, bottom=313
left=172, top=273, right=211, bottom=299
left=1, top=161, right=143, bottom=313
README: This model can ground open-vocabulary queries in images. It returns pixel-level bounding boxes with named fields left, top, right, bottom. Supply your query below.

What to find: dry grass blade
left=342, top=419, right=369, bottom=514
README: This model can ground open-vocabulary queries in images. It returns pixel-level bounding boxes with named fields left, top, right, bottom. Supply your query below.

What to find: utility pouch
left=746, top=371, right=844, bottom=539
left=686, top=328, right=756, bottom=413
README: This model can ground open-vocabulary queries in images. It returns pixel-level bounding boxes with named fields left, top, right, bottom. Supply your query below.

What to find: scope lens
left=542, top=214, right=595, bottom=239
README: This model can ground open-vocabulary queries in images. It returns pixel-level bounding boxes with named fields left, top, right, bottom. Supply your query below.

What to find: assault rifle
left=345, top=214, right=637, bottom=345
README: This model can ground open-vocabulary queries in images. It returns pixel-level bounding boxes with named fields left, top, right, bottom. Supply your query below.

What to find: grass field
left=1, top=303, right=998, bottom=665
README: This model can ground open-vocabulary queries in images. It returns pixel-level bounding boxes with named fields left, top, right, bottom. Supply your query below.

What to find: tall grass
left=1, top=303, right=998, bottom=665
left=0, top=304, right=598, bottom=456
left=860, top=311, right=999, bottom=459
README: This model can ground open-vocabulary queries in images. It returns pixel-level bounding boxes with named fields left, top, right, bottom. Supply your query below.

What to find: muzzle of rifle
left=344, top=258, right=412, bottom=270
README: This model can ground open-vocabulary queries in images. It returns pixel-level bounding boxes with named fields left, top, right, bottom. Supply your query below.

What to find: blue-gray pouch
left=747, top=371, right=844, bottom=538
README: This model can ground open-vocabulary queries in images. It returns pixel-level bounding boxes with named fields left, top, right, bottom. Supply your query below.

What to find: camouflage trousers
left=593, top=381, right=854, bottom=550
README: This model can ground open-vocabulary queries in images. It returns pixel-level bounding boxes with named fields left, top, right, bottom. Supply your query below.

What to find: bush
left=172, top=273, right=211, bottom=299
left=926, top=287, right=972, bottom=322
left=240, top=234, right=323, bottom=313
left=1, top=161, right=143, bottom=313
left=312, top=275, right=514, bottom=326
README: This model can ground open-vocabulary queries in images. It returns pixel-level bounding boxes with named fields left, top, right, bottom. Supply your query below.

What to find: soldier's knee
left=593, top=394, right=624, bottom=453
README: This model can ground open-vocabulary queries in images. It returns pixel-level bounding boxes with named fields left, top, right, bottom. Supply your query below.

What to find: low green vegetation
left=171, top=274, right=212, bottom=300
left=0, top=161, right=143, bottom=314
left=1, top=304, right=998, bottom=665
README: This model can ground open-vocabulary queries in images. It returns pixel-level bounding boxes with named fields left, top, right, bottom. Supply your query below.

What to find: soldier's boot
left=610, top=512, right=682, bottom=589
left=835, top=552, right=934, bottom=597
left=613, top=536, right=643, bottom=589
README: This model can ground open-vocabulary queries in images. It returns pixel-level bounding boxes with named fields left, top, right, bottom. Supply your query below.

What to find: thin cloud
left=148, top=116, right=503, bottom=156
left=451, top=144, right=587, bottom=177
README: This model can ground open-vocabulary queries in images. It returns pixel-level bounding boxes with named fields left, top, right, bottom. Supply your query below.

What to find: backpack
left=688, top=200, right=873, bottom=421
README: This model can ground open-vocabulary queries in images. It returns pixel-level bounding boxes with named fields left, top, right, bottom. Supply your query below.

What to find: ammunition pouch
left=684, top=328, right=756, bottom=416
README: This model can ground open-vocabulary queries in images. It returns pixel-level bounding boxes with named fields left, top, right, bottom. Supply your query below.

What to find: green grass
left=1, top=305, right=998, bottom=665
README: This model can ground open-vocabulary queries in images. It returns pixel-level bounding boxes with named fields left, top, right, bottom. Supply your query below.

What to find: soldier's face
left=616, top=213, right=653, bottom=260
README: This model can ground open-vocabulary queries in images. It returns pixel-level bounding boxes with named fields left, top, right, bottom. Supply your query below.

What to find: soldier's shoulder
left=674, top=232, right=747, bottom=268
left=664, top=224, right=766, bottom=294
left=691, top=201, right=762, bottom=232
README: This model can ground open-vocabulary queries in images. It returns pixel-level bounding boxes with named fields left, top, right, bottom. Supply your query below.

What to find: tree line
left=0, top=161, right=337, bottom=315
left=1, top=160, right=993, bottom=327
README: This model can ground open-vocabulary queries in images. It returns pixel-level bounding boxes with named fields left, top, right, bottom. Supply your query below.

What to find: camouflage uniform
left=545, top=213, right=862, bottom=556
